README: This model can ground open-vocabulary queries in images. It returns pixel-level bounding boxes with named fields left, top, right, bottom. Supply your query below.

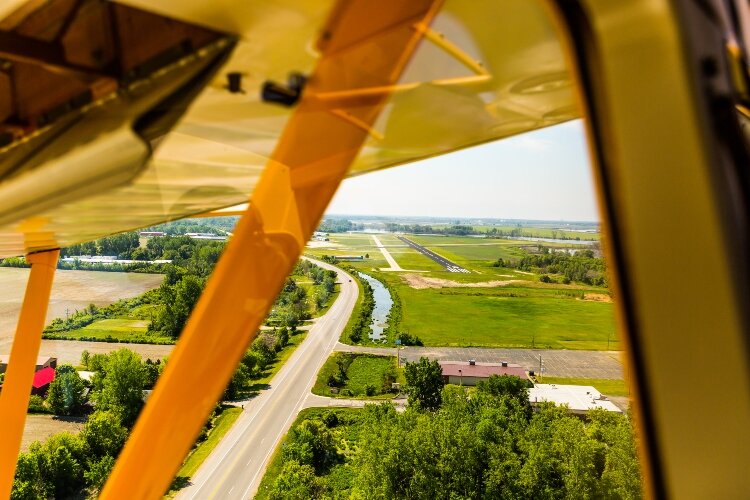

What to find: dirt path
left=22, top=415, right=87, bottom=451
left=401, top=273, right=524, bottom=289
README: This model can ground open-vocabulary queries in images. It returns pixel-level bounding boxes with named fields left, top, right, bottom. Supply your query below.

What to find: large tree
left=404, top=357, right=444, bottom=411
left=93, top=349, right=147, bottom=426
left=46, top=367, right=86, bottom=416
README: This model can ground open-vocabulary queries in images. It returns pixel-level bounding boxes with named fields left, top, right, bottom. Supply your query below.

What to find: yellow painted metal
left=99, top=1, right=443, bottom=497
left=0, top=249, right=59, bottom=499
left=0, top=0, right=576, bottom=259
left=547, top=0, right=750, bottom=497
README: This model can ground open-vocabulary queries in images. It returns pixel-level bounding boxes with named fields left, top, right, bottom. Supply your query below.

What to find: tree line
left=317, top=219, right=363, bottom=233
left=13, top=349, right=162, bottom=498
left=141, top=217, right=237, bottom=236
left=494, top=246, right=608, bottom=287
left=384, top=223, right=476, bottom=235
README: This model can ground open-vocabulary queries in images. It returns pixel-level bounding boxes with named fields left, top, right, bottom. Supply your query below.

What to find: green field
left=46, top=318, right=173, bottom=344
left=393, top=279, right=616, bottom=349
left=307, top=231, right=615, bottom=350
left=313, top=353, right=403, bottom=398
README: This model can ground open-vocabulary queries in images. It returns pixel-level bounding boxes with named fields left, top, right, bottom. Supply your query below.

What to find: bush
left=323, top=412, right=338, bottom=428
left=365, top=384, right=376, bottom=397
left=28, top=395, right=48, bottom=414
left=397, top=332, right=423, bottom=346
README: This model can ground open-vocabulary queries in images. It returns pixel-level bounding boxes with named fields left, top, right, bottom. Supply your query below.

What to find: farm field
left=307, top=231, right=615, bottom=350
left=53, top=318, right=171, bottom=343
left=22, top=415, right=87, bottom=452
left=0, top=268, right=162, bottom=350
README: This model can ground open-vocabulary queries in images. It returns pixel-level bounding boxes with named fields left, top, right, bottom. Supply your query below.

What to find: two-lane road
left=178, top=259, right=357, bottom=499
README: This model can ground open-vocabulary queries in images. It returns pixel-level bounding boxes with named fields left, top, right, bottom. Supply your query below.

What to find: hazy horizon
left=326, top=120, right=600, bottom=222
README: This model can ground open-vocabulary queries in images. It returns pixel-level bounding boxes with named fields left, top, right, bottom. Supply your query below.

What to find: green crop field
left=57, top=318, right=171, bottom=343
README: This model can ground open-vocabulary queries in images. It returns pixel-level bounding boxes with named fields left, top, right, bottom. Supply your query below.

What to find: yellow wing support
left=100, top=1, right=444, bottom=497
left=0, top=250, right=59, bottom=499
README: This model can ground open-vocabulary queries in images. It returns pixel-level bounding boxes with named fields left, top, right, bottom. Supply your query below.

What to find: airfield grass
left=377, top=271, right=617, bottom=349
left=305, top=233, right=615, bottom=350
left=313, top=353, right=403, bottom=398
left=538, top=377, right=629, bottom=397
left=401, top=291, right=616, bottom=349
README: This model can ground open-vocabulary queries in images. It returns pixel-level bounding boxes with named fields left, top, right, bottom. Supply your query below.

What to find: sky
left=326, top=120, right=600, bottom=222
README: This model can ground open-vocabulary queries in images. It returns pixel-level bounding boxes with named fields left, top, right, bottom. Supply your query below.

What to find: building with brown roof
left=439, top=361, right=528, bottom=386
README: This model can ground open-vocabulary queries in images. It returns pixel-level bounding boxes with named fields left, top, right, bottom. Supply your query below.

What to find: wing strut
left=0, top=249, right=59, bottom=498
left=101, top=1, right=444, bottom=497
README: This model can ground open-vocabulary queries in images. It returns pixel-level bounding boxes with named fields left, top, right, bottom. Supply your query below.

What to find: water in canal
left=357, top=272, right=393, bottom=341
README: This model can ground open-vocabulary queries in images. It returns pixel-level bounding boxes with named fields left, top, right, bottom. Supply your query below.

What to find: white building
left=529, top=384, right=622, bottom=414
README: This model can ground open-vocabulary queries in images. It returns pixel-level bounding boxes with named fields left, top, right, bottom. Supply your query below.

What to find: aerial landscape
left=2, top=1, right=748, bottom=497
left=0, top=210, right=639, bottom=499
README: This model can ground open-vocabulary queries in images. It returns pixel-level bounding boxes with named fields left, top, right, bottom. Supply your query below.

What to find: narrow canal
left=356, top=272, right=393, bottom=341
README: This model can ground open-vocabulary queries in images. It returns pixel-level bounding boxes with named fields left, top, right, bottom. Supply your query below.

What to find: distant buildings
left=335, top=255, right=364, bottom=261
left=61, top=256, right=171, bottom=265
left=0, top=356, right=58, bottom=396
left=185, top=233, right=227, bottom=241
left=439, top=360, right=527, bottom=386
left=529, top=384, right=622, bottom=414
left=138, top=231, right=227, bottom=241
left=0, top=355, right=56, bottom=374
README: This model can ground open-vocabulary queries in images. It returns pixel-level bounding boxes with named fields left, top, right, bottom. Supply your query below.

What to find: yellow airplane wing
left=0, top=0, right=576, bottom=257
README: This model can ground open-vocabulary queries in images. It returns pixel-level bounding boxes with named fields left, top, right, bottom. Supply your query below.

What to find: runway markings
left=396, top=236, right=470, bottom=273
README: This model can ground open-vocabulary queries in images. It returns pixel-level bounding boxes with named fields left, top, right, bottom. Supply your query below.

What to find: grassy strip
left=177, top=407, right=243, bottom=479
left=339, top=273, right=365, bottom=344
left=253, top=330, right=308, bottom=386
left=538, top=377, right=629, bottom=397
left=42, top=318, right=175, bottom=344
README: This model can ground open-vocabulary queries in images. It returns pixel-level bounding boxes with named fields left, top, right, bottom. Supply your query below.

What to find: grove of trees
left=12, top=349, right=157, bottom=499
left=495, top=246, right=608, bottom=287
left=262, top=377, right=642, bottom=500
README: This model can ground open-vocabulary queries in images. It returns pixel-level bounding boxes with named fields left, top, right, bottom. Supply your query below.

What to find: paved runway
left=397, top=236, right=470, bottom=273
